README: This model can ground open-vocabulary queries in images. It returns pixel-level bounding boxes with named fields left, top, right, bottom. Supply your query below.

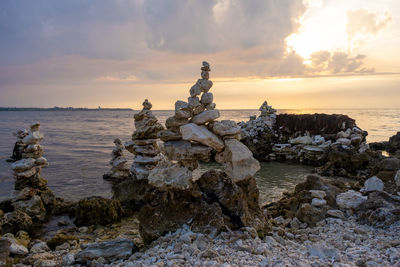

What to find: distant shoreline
left=0, top=107, right=134, bottom=111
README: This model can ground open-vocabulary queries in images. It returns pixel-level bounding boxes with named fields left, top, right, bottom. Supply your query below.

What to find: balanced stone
left=180, top=123, right=224, bottom=152
left=103, top=138, right=130, bottom=182
left=212, top=120, right=241, bottom=136
left=198, top=79, right=213, bottom=93
left=148, top=158, right=193, bottom=190
left=191, top=110, right=220, bottom=125
left=200, top=92, right=213, bottom=105
left=188, top=97, right=200, bottom=109
left=157, top=130, right=182, bottom=142
left=215, top=139, right=260, bottom=182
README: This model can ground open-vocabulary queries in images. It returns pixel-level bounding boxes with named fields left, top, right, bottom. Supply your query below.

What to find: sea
left=0, top=109, right=399, bottom=203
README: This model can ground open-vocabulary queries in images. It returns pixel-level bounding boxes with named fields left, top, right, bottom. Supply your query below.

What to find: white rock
left=11, top=158, right=36, bottom=172
left=35, top=157, right=49, bottom=167
left=148, top=159, right=193, bottom=190
left=311, top=198, right=327, bottom=207
left=191, top=110, right=220, bottom=125
left=336, top=138, right=351, bottom=146
left=312, top=135, right=325, bottom=145
left=181, top=123, right=224, bottom=152
left=216, top=139, right=260, bottom=182
left=336, top=190, right=367, bottom=209
left=63, top=253, right=75, bottom=266
left=22, top=131, right=44, bottom=145
left=309, top=190, right=326, bottom=199
left=337, top=129, right=352, bottom=139
left=289, top=136, right=312, bottom=145
left=358, top=142, right=370, bottom=153
left=1, top=234, right=29, bottom=256
left=394, top=170, right=400, bottom=187
left=14, top=167, right=39, bottom=178
left=363, top=176, right=384, bottom=192
left=212, top=120, right=241, bottom=136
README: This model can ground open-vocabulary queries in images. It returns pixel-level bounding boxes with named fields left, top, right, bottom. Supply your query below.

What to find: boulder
left=1, top=233, right=28, bottom=256
left=296, top=203, right=326, bottom=226
left=12, top=195, right=46, bottom=221
left=1, top=210, right=33, bottom=234
left=216, top=139, right=260, bottom=182
left=363, top=176, right=384, bottom=192
left=75, top=238, right=134, bottom=263
left=379, top=157, right=400, bottom=171
left=336, top=190, right=367, bottom=209
left=191, top=110, right=220, bottom=125
left=181, top=123, right=224, bottom=152
left=73, top=197, right=123, bottom=226
left=387, top=131, right=400, bottom=154
left=212, top=120, right=241, bottom=136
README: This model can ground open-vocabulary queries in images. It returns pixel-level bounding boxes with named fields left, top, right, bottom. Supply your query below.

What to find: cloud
left=346, top=9, right=392, bottom=50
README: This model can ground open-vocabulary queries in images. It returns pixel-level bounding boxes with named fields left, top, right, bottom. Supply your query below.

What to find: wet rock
left=11, top=158, right=36, bottom=172
left=336, top=190, right=367, bottom=210
left=75, top=238, right=134, bottom=263
left=12, top=195, right=46, bottom=221
left=181, top=123, right=224, bottom=152
left=1, top=209, right=33, bottom=234
left=216, top=139, right=260, bottom=182
left=73, top=197, right=123, bottom=226
left=1, top=233, right=28, bottom=256
left=191, top=110, right=220, bottom=125
left=363, top=176, right=384, bottom=192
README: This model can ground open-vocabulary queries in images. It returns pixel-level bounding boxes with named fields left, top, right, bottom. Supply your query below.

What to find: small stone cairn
left=103, top=138, right=131, bottom=182
left=11, top=122, right=49, bottom=191
left=125, top=99, right=164, bottom=180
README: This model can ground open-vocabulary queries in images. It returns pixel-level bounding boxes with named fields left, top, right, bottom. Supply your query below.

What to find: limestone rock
left=164, top=140, right=212, bottom=169
left=200, top=92, right=213, bottom=105
left=216, top=139, right=260, bottom=182
left=12, top=195, right=46, bottom=221
left=180, top=123, right=224, bottom=152
left=188, top=97, right=200, bottom=109
left=11, top=158, right=36, bottom=172
left=1, top=209, right=33, bottom=234
left=363, top=176, right=384, bottom=192
left=1, top=233, right=28, bottom=256
left=148, top=159, right=193, bottom=190
left=22, top=131, right=44, bottom=145
left=309, top=190, right=326, bottom=199
left=198, top=79, right=213, bottom=93
left=326, top=209, right=345, bottom=219
left=157, top=129, right=182, bottom=142
left=311, top=198, right=327, bottom=207
left=212, top=120, right=241, bottom=136
left=336, top=190, right=367, bottom=209
left=190, top=83, right=202, bottom=97
left=191, top=110, right=220, bottom=125
left=379, top=157, right=400, bottom=171
left=75, top=238, right=134, bottom=263
left=175, top=100, right=192, bottom=119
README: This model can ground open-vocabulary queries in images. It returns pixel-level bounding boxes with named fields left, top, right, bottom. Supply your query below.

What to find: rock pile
left=125, top=99, right=164, bottom=180
left=1, top=123, right=59, bottom=238
left=112, top=62, right=268, bottom=243
left=103, top=138, right=131, bottom=182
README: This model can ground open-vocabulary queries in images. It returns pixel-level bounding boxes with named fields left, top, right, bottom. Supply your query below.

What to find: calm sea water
left=0, top=109, right=399, bottom=202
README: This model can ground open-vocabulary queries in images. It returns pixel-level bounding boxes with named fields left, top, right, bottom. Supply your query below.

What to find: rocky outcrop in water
left=239, top=105, right=372, bottom=177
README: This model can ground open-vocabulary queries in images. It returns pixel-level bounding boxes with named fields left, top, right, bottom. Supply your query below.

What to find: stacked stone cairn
left=10, top=122, right=49, bottom=192
left=1, top=123, right=56, bottom=238
left=156, top=61, right=260, bottom=182
left=103, top=138, right=131, bottom=182
left=111, top=62, right=269, bottom=243
left=125, top=99, right=164, bottom=180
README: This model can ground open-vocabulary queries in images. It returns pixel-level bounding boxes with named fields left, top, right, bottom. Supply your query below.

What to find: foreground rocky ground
left=4, top=215, right=399, bottom=266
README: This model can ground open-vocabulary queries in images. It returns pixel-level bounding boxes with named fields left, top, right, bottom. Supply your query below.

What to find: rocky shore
left=1, top=62, right=400, bottom=266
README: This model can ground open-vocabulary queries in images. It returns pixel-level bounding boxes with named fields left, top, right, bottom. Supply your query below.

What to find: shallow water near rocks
left=0, top=109, right=398, bottom=202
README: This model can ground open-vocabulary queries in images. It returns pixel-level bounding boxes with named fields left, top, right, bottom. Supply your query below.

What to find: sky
left=0, top=0, right=399, bottom=109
